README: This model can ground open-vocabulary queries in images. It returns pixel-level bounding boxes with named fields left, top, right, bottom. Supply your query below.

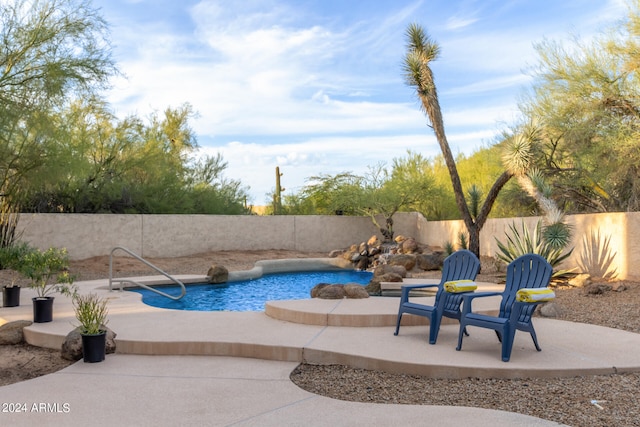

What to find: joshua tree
left=403, top=23, right=513, bottom=258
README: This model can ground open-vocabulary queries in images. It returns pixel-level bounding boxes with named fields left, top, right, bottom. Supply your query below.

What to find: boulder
left=387, top=254, right=416, bottom=271
left=611, top=282, right=628, bottom=292
left=373, top=264, right=407, bottom=278
left=539, top=302, right=563, bottom=318
left=375, top=272, right=403, bottom=282
left=585, top=283, right=612, bottom=295
left=61, top=326, right=117, bottom=361
left=355, top=256, right=369, bottom=270
left=207, top=265, right=229, bottom=284
left=367, top=235, right=380, bottom=247
left=0, top=320, right=32, bottom=345
left=399, top=237, right=419, bottom=254
left=343, top=284, right=369, bottom=299
left=568, top=274, right=591, bottom=288
left=310, top=283, right=331, bottom=298
left=415, top=253, right=445, bottom=271
left=316, top=284, right=347, bottom=299
left=394, top=235, right=408, bottom=243
left=364, top=280, right=381, bottom=295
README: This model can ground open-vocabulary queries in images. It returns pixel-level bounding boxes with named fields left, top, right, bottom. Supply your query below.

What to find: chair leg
left=529, top=328, right=541, bottom=351
left=456, top=322, right=466, bottom=351
left=394, top=312, right=403, bottom=336
left=501, top=325, right=516, bottom=362
left=428, top=314, right=441, bottom=344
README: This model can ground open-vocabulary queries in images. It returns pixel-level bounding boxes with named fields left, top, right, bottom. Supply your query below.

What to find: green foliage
left=457, top=232, right=469, bottom=250
left=443, top=241, right=455, bottom=256
left=495, top=220, right=574, bottom=277
left=517, top=3, right=640, bottom=212
left=0, top=242, right=33, bottom=287
left=73, top=293, right=108, bottom=335
left=283, top=152, right=438, bottom=240
left=18, top=102, right=249, bottom=214
left=13, top=246, right=76, bottom=297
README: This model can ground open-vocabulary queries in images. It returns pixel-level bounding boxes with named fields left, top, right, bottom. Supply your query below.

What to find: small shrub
left=74, top=293, right=109, bottom=335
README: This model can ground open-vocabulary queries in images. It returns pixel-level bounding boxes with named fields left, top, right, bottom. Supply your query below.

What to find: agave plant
left=495, top=220, right=574, bottom=278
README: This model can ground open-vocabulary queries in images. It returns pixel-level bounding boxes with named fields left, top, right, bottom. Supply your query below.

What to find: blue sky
left=93, top=0, right=627, bottom=203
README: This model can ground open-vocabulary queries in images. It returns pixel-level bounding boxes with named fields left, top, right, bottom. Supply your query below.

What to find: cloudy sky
left=94, top=0, right=627, bottom=203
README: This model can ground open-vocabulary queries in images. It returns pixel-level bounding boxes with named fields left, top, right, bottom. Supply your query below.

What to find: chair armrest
left=400, top=283, right=439, bottom=302
left=460, top=291, right=503, bottom=315
left=509, top=300, right=546, bottom=322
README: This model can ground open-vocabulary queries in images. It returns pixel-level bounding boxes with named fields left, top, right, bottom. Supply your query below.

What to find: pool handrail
left=108, top=246, right=186, bottom=301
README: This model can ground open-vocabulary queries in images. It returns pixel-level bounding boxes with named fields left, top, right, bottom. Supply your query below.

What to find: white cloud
left=97, top=0, right=629, bottom=201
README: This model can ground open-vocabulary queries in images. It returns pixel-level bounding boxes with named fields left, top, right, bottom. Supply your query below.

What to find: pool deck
left=2, top=275, right=640, bottom=426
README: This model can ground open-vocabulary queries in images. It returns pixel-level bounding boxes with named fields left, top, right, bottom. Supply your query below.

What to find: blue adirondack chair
left=394, top=249, right=480, bottom=344
left=455, top=253, right=553, bottom=362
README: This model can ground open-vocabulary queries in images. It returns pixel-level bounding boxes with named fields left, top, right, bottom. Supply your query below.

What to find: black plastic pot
left=81, top=331, right=106, bottom=363
left=32, top=296, right=54, bottom=323
left=2, top=286, right=20, bottom=307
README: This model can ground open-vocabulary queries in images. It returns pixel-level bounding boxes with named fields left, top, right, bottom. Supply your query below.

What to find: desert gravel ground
left=2, top=250, right=640, bottom=427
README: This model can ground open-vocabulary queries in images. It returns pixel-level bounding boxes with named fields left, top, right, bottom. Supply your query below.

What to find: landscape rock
left=373, top=264, right=407, bottom=278
left=343, top=284, right=369, bottom=299
left=399, top=237, right=419, bottom=254
left=0, top=320, right=32, bottom=345
left=611, top=282, right=628, bottom=292
left=568, top=274, right=591, bottom=288
left=316, top=284, right=347, bottom=299
left=367, top=235, right=380, bottom=247
left=585, top=283, right=612, bottom=295
left=310, top=283, right=331, bottom=298
left=61, top=326, right=117, bottom=361
left=364, top=280, right=381, bottom=295
left=375, top=272, right=403, bottom=282
left=539, top=302, right=563, bottom=318
left=387, top=254, right=416, bottom=271
left=207, top=265, right=229, bottom=284
left=415, top=253, right=445, bottom=271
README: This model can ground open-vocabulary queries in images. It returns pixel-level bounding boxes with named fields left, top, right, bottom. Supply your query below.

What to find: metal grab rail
left=108, top=246, right=186, bottom=301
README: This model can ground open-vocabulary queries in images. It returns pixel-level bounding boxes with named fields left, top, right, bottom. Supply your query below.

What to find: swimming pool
left=131, top=270, right=373, bottom=312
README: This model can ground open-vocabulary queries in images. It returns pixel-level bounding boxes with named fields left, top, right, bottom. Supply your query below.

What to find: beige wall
left=416, top=212, right=640, bottom=281
left=14, top=211, right=640, bottom=280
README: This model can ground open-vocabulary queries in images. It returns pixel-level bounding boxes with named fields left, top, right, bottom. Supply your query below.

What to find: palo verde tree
left=519, top=1, right=640, bottom=212
left=286, top=157, right=435, bottom=242
left=403, top=23, right=513, bottom=257
left=0, top=0, right=117, bottom=244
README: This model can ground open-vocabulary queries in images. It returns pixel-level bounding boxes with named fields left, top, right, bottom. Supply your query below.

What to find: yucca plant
left=495, top=220, right=574, bottom=278
left=73, top=293, right=109, bottom=335
left=444, top=241, right=455, bottom=256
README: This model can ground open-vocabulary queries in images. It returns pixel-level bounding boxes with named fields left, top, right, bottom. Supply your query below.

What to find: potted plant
left=0, top=242, right=33, bottom=308
left=73, top=293, right=109, bottom=363
left=14, top=247, right=76, bottom=323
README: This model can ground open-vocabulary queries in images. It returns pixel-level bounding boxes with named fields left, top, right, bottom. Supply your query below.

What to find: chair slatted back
left=499, top=254, right=553, bottom=321
left=436, top=250, right=481, bottom=311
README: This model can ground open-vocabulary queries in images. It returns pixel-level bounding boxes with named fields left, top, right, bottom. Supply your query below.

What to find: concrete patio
left=2, top=276, right=639, bottom=426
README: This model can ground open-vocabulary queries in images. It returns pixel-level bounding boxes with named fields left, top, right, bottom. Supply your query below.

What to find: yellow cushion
left=444, top=280, right=477, bottom=293
left=516, top=287, right=556, bottom=302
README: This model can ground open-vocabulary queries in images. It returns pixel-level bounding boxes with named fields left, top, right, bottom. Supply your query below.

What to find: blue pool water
left=131, top=270, right=373, bottom=312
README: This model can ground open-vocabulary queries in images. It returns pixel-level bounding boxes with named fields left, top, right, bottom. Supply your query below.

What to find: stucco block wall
left=16, top=214, right=387, bottom=259
left=415, top=212, right=640, bottom=281
left=14, top=211, right=640, bottom=280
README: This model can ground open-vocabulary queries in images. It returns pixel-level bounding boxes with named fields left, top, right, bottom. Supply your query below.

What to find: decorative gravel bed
left=290, top=281, right=640, bottom=427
